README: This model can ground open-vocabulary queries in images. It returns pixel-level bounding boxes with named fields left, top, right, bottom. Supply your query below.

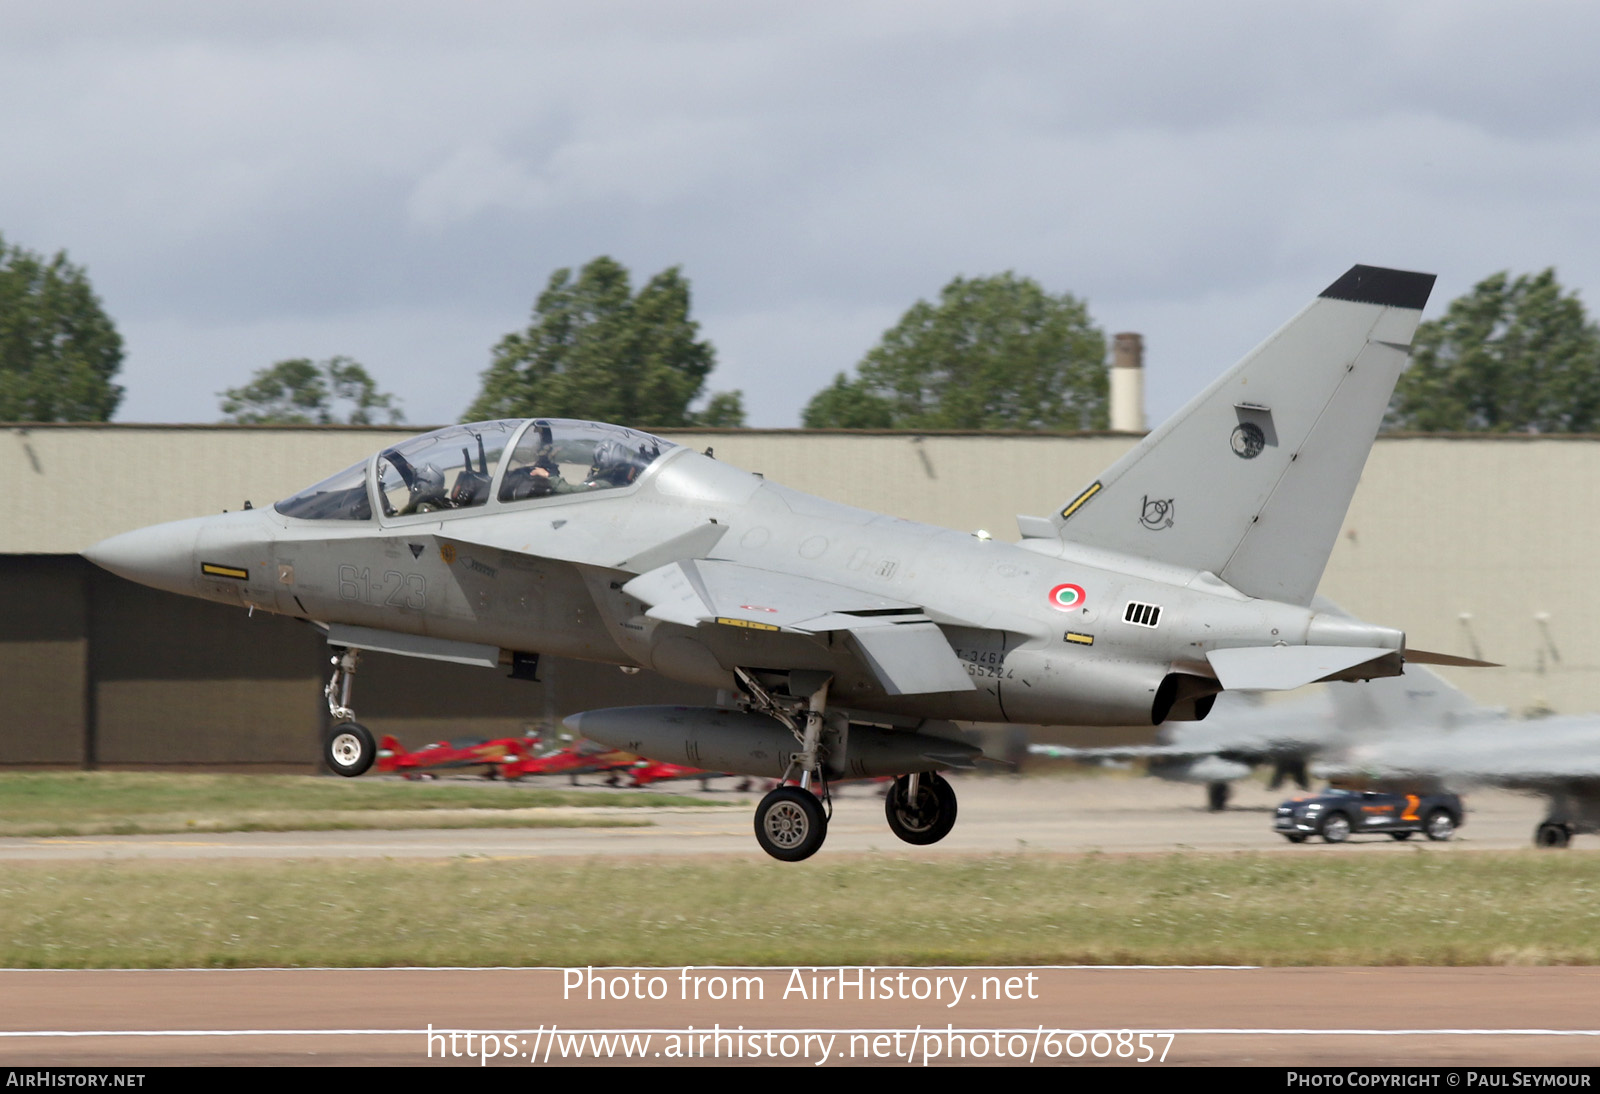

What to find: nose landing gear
left=323, top=646, right=375, bottom=777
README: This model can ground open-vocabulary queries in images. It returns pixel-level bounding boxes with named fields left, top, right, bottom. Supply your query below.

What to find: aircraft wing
left=1324, top=715, right=1600, bottom=787
left=622, top=559, right=977, bottom=696
left=438, top=516, right=732, bottom=573
left=436, top=520, right=977, bottom=695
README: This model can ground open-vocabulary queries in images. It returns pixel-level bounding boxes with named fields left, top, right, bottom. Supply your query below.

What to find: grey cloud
left=6, top=3, right=1600, bottom=426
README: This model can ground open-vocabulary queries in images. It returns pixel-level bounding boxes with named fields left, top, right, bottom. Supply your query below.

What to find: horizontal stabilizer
left=1405, top=648, right=1501, bottom=668
left=1207, top=645, right=1395, bottom=691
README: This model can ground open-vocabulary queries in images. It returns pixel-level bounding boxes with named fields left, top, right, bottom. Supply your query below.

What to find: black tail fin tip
left=1320, top=265, right=1436, bottom=310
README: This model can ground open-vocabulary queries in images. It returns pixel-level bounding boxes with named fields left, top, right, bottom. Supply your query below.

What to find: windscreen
left=273, top=460, right=372, bottom=521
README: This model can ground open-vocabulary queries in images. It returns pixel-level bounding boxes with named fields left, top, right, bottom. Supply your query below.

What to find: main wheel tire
left=1320, top=812, right=1351, bottom=843
left=754, top=786, right=828, bottom=862
left=1424, top=808, right=1456, bottom=842
left=324, top=722, right=375, bottom=777
left=885, top=772, right=959, bottom=846
left=1206, top=782, right=1230, bottom=812
left=1390, top=830, right=1414, bottom=841
left=1535, top=821, right=1572, bottom=849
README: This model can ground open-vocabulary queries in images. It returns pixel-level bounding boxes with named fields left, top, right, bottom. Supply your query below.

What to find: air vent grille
left=1123, top=601, right=1162, bottom=628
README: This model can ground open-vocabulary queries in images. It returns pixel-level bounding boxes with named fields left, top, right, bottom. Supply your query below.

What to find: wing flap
left=621, top=559, right=976, bottom=696
left=850, top=622, right=976, bottom=696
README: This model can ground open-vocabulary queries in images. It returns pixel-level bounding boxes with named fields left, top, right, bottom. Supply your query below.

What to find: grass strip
left=3, top=851, right=1598, bottom=968
left=0, top=772, right=727, bottom=836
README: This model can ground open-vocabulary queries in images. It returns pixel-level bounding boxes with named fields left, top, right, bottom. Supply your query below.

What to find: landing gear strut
left=323, top=646, right=375, bottom=777
left=885, top=772, right=959, bottom=845
left=1206, top=781, right=1231, bottom=812
left=737, top=669, right=832, bottom=862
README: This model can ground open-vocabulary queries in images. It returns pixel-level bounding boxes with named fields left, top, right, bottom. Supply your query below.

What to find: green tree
left=0, top=234, right=124, bottom=421
left=219, top=356, right=403, bottom=424
left=467, top=256, right=740, bottom=427
left=802, top=273, right=1108, bottom=430
left=1386, top=269, right=1600, bottom=432
left=695, top=389, right=747, bottom=427
left=801, top=372, right=894, bottom=429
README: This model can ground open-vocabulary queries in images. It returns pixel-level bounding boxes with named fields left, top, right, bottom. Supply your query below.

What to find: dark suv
left=1274, top=787, right=1464, bottom=844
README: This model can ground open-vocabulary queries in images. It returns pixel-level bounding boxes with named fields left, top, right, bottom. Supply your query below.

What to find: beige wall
left=6, top=424, right=1599, bottom=722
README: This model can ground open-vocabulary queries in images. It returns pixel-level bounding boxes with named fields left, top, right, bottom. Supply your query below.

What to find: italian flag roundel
left=1048, top=583, right=1086, bottom=611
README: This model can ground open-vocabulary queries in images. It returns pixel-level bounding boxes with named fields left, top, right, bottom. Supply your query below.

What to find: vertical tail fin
left=1054, top=265, right=1435, bottom=604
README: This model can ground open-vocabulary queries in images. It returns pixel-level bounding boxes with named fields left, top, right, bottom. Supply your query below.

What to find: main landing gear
left=323, top=646, right=375, bottom=777
left=735, top=669, right=962, bottom=862
left=885, top=772, right=958, bottom=845
left=755, top=786, right=828, bottom=862
left=740, top=669, right=833, bottom=862
left=1536, top=820, right=1574, bottom=849
left=1533, top=795, right=1596, bottom=848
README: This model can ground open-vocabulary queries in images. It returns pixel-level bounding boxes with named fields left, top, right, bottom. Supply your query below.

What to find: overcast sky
left=5, top=1, right=1600, bottom=428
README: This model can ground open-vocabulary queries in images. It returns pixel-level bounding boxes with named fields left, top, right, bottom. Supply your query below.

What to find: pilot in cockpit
left=585, top=439, right=643, bottom=487
left=499, top=421, right=583, bottom=501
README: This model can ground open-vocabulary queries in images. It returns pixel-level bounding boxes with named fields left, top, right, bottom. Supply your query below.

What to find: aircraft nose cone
left=82, top=520, right=201, bottom=597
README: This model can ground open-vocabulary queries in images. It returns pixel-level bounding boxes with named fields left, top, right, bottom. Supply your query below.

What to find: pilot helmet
left=414, top=462, right=445, bottom=493
left=588, top=440, right=638, bottom=486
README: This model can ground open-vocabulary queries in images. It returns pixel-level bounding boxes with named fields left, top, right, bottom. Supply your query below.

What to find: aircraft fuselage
left=100, top=444, right=1400, bottom=728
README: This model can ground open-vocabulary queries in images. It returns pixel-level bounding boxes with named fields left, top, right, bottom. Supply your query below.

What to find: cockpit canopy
left=274, top=419, right=676, bottom=521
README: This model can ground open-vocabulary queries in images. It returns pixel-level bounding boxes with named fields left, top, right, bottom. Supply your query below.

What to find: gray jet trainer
left=86, top=264, right=1483, bottom=860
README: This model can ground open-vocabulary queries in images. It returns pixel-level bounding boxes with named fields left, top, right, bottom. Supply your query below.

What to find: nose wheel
left=324, top=721, right=376, bottom=777
left=885, top=772, right=958, bottom=845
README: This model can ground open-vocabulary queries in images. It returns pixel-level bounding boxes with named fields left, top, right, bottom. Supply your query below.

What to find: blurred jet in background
left=1033, top=664, right=1501, bottom=812
left=1325, top=707, right=1600, bottom=848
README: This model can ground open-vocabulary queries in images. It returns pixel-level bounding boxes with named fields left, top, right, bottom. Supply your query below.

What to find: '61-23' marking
left=337, top=565, right=426, bottom=609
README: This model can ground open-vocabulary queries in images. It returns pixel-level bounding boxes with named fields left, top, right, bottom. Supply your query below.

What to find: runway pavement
left=2, top=775, right=1594, bottom=1069
left=0, top=774, right=1571, bottom=861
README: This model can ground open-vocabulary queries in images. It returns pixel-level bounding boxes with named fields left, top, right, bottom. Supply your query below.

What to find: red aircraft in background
left=375, top=731, right=712, bottom=786
left=499, top=737, right=645, bottom=783
left=376, top=733, right=539, bottom=778
left=377, top=731, right=890, bottom=798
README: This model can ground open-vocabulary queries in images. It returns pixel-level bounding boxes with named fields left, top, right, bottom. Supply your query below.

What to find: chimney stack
left=1109, top=332, right=1145, bottom=432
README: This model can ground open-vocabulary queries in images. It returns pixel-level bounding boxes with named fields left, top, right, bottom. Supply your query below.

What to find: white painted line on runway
left=4, top=1027, right=1600, bottom=1038
left=0, top=964, right=1263, bottom=972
